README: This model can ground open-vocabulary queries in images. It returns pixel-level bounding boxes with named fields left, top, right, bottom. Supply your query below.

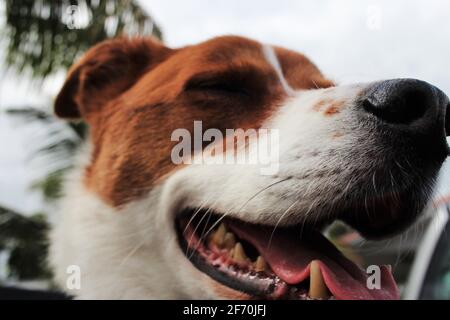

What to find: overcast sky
left=1, top=0, right=450, bottom=214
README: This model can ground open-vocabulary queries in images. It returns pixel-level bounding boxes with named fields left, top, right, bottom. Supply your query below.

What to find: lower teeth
left=254, top=256, right=267, bottom=272
left=208, top=223, right=271, bottom=273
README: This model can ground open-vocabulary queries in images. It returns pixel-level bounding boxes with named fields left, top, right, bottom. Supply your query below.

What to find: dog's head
left=54, top=36, right=449, bottom=299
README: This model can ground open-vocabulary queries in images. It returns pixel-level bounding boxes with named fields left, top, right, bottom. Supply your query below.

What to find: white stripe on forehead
left=262, top=44, right=295, bottom=96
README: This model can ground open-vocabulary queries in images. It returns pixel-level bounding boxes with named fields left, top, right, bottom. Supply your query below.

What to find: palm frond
left=0, top=206, right=51, bottom=280
left=2, top=0, right=162, bottom=79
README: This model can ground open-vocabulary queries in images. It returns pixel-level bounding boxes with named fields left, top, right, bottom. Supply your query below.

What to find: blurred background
left=0, top=0, right=449, bottom=299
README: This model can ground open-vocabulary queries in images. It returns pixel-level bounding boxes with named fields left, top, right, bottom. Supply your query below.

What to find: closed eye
left=184, top=73, right=250, bottom=97
left=190, top=81, right=249, bottom=96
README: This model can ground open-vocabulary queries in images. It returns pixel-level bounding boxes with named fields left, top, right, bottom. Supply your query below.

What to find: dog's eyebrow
left=262, top=44, right=295, bottom=96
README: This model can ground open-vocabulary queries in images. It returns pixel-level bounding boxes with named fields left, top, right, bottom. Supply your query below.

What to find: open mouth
left=176, top=209, right=400, bottom=300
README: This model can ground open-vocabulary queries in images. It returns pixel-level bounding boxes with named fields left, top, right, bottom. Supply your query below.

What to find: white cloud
left=144, top=0, right=450, bottom=92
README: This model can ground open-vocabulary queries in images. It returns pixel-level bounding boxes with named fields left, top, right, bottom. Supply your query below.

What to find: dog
left=49, top=35, right=449, bottom=299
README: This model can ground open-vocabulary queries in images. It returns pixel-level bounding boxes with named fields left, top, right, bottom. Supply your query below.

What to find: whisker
left=183, top=203, right=207, bottom=236
left=117, top=240, right=146, bottom=268
left=187, top=207, right=213, bottom=258
left=190, top=208, right=216, bottom=258
left=201, top=177, right=292, bottom=242
left=268, top=199, right=298, bottom=248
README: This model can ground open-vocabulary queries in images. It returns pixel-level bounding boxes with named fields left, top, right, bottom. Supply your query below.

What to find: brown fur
left=325, top=100, right=345, bottom=116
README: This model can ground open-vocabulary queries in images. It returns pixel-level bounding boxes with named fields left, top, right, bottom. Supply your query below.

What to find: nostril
left=395, top=87, right=429, bottom=123
left=362, top=83, right=429, bottom=125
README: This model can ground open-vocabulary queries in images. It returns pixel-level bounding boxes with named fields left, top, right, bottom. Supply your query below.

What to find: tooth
left=211, top=223, right=227, bottom=246
left=232, top=242, right=248, bottom=263
left=255, top=256, right=267, bottom=272
left=223, top=232, right=236, bottom=249
left=309, top=260, right=330, bottom=299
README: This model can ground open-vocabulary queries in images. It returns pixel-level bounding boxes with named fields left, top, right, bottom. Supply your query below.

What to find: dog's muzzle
left=339, top=78, right=450, bottom=238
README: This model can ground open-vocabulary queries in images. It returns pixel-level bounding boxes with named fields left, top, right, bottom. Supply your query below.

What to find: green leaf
left=2, top=0, right=162, bottom=79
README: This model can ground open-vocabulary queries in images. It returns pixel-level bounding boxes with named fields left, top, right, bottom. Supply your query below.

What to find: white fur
left=262, top=45, right=295, bottom=96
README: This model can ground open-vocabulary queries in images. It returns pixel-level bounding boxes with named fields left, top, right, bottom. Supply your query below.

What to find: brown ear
left=54, top=37, right=172, bottom=119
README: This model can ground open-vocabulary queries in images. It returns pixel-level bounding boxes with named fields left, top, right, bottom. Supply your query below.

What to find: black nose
left=361, top=78, right=449, bottom=139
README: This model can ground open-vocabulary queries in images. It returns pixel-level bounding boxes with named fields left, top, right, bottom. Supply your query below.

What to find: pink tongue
left=227, top=221, right=399, bottom=300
